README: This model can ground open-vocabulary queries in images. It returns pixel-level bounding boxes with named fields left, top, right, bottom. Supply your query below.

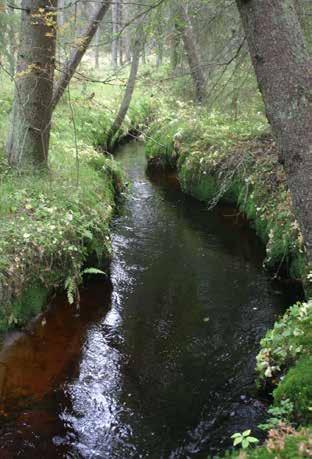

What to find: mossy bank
left=0, top=75, right=151, bottom=336
left=144, top=97, right=312, bottom=458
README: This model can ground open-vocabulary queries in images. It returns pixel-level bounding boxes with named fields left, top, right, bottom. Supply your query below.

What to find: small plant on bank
left=258, top=399, right=294, bottom=431
left=231, top=430, right=259, bottom=449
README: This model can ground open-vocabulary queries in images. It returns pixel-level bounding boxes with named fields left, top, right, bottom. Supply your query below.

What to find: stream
left=0, top=142, right=300, bottom=458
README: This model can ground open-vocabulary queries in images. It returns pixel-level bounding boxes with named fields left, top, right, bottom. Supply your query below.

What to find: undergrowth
left=0, top=74, right=152, bottom=333
left=145, top=98, right=307, bottom=282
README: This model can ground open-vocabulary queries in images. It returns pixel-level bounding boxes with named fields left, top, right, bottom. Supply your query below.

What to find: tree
left=106, top=23, right=143, bottom=150
left=235, top=0, right=312, bottom=261
left=176, top=4, right=207, bottom=103
left=52, top=0, right=111, bottom=109
left=6, top=0, right=57, bottom=169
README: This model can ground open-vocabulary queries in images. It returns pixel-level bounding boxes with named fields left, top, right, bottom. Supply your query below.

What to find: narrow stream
left=0, top=142, right=299, bottom=458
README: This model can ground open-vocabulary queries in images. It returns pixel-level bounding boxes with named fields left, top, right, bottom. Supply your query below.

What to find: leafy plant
left=231, top=430, right=259, bottom=449
left=258, top=399, right=294, bottom=431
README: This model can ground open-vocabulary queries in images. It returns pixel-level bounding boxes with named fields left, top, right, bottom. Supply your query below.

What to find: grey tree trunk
left=52, top=0, right=111, bottom=109
left=177, top=5, right=206, bottom=103
left=95, top=27, right=100, bottom=68
left=112, top=0, right=119, bottom=67
left=118, top=0, right=123, bottom=66
left=235, top=0, right=312, bottom=262
left=6, top=0, right=57, bottom=169
left=106, top=26, right=142, bottom=150
left=170, top=3, right=180, bottom=73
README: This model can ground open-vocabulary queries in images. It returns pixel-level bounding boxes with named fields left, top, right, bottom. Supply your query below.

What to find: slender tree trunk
left=95, top=28, right=100, bottom=68
left=118, top=0, right=123, bottom=66
left=7, top=4, right=16, bottom=75
left=112, top=0, right=119, bottom=67
left=6, top=0, right=57, bottom=169
left=58, top=0, right=64, bottom=28
left=106, top=25, right=142, bottom=150
left=52, top=0, right=111, bottom=109
left=156, top=24, right=163, bottom=67
left=235, top=0, right=312, bottom=262
left=170, top=3, right=180, bottom=73
left=176, top=5, right=206, bottom=103
left=123, top=2, right=131, bottom=63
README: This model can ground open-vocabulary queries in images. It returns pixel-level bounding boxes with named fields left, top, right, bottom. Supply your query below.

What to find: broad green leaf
left=233, top=437, right=242, bottom=446
left=248, top=437, right=259, bottom=443
left=242, top=439, right=249, bottom=449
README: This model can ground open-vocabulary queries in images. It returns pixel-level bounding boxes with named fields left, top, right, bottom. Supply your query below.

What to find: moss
left=146, top=118, right=306, bottom=284
left=274, top=356, right=312, bottom=424
left=0, top=75, right=152, bottom=333
left=0, top=282, right=49, bottom=333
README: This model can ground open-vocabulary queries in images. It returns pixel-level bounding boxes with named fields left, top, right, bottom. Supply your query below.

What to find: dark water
left=0, top=142, right=300, bottom=458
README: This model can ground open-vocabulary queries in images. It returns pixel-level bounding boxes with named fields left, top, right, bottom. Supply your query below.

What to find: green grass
left=0, top=73, right=152, bottom=333
left=145, top=99, right=306, bottom=283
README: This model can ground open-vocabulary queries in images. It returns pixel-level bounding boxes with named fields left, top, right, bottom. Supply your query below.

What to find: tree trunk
left=52, top=0, right=110, bottom=109
left=95, top=27, right=100, bottom=68
left=6, top=0, right=57, bottom=169
left=106, top=26, right=142, bottom=150
left=176, top=5, right=206, bottom=103
left=170, top=3, right=180, bottom=73
left=118, top=0, right=123, bottom=66
left=235, top=0, right=312, bottom=262
left=112, top=0, right=119, bottom=67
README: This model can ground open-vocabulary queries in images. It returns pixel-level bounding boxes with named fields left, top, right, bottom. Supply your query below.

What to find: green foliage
left=0, top=282, right=49, bottom=331
left=274, top=356, right=312, bottom=424
left=231, top=430, right=259, bottom=449
left=256, top=300, right=312, bottom=384
left=145, top=93, right=305, bottom=281
left=227, top=426, right=312, bottom=458
left=0, top=75, right=152, bottom=333
left=258, top=400, right=294, bottom=431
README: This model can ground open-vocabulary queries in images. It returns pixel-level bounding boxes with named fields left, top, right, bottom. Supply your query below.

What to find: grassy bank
left=144, top=96, right=312, bottom=458
left=0, top=74, right=151, bottom=334
left=145, top=102, right=307, bottom=283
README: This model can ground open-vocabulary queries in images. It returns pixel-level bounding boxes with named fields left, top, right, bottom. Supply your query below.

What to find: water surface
left=0, top=142, right=298, bottom=458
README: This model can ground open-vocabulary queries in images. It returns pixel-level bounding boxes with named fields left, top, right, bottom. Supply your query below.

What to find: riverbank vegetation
left=1, top=0, right=312, bottom=457
left=0, top=74, right=150, bottom=332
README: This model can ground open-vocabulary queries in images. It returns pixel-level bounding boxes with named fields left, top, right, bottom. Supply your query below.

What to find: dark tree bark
left=176, top=5, right=206, bottom=103
left=235, top=0, right=312, bottom=261
left=106, top=25, right=142, bottom=150
left=6, top=0, right=57, bottom=169
left=52, top=0, right=110, bottom=109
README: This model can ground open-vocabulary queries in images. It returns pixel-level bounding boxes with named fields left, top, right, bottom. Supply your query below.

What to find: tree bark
left=6, top=0, right=57, bottom=169
left=235, top=0, right=312, bottom=261
left=112, top=0, right=119, bottom=67
left=176, top=5, right=206, bottom=103
left=95, top=27, right=100, bottom=68
left=52, top=0, right=111, bottom=109
left=106, top=25, right=142, bottom=150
